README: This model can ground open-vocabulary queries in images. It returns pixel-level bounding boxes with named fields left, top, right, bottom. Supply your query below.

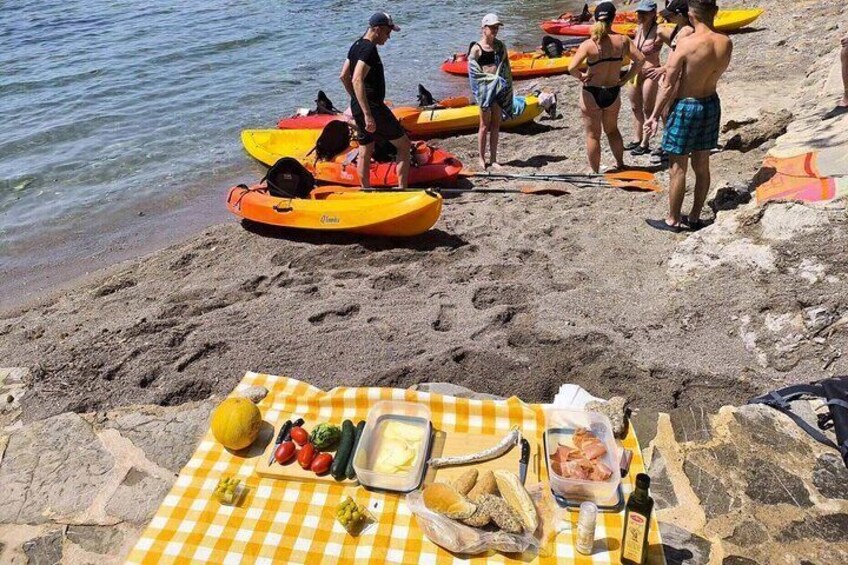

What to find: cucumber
left=345, top=420, right=366, bottom=480
left=331, top=420, right=356, bottom=481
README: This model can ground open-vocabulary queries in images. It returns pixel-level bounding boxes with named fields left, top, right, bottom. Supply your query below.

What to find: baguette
left=493, top=470, right=538, bottom=533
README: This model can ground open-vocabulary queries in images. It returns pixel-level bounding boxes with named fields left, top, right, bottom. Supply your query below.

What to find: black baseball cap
left=661, top=0, right=689, bottom=19
left=369, top=12, right=400, bottom=31
left=594, top=2, right=617, bottom=23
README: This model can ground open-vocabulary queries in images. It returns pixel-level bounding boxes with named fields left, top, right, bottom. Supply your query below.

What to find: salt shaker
left=576, top=501, right=598, bottom=555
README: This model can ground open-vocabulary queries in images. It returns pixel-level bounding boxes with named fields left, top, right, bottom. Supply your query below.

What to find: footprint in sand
left=308, top=304, right=361, bottom=326
left=432, top=304, right=456, bottom=332
left=471, top=285, right=528, bottom=310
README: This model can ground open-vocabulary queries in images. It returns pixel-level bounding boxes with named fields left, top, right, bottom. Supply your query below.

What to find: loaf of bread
left=451, top=469, right=478, bottom=496
left=475, top=494, right=523, bottom=534
left=493, top=470, right=539, bottom=533
left=467, top=469, right=498, bottom=502
left=422, top=483, right=476, bottom=520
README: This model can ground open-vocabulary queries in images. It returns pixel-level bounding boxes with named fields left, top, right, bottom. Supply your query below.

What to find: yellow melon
left=210, top=397, right=262, bottom=450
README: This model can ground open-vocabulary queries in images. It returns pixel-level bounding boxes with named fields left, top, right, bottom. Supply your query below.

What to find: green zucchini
left=345, top=420, right=366, bottom=480
left=331, top=420, right=356, bottom=481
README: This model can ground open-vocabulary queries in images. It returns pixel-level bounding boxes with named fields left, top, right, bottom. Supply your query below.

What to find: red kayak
left=541, top=11, right=638, bottom=36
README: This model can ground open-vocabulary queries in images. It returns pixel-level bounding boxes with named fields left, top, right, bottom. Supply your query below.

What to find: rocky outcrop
left=633, top=402, right=848, bottom=564
left=0, top=370, right=215, bottom=564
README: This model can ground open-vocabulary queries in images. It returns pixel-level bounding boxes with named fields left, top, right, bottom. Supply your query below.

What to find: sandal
left=624, top=141, right=641, bottom=151
left=631, top=145, right=651, bottom=156
left=645, top=218, right=681, bottom=233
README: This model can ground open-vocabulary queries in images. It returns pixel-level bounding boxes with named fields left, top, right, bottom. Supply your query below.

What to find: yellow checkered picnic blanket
left=126, top=373, right=664, bottom=564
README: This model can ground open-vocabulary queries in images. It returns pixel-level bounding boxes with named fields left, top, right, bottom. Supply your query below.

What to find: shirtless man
left=644, top=0, right=732, bottom=232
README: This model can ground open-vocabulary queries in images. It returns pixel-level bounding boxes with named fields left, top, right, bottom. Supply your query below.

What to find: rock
left=669, top=406, right=712, bottom=444
left=585, top=396, right=627, bottom=438
left=759, top=202, right=827, bottom=242
left=104, top=467, right=173, bottom=524
left=683, top=460, right=734, bottom=519
left=238, top=385, right=268, bottom=404
left=732, top=406, right=813, bottom=459
left=723, top=557, right=760, bottom=565
left=409, top=382, right=504, bottom=401
left=0, top=413, right=114, bottom=524
left=66, top=525, right=124, bottom=555
left=812, top=453, right=848, bottom=499
left=744, top=458, right=812, bottom=507
left=629, top=409, right=659, bottom=448
left=709, top=185, right=752, bottom=213
left=728, top=520, right=769, bottom=547
left=778, top=513, right=848, bottom=543
left=723, top=109, right=793, bottom=152
left=102, top=399, right=215, bottom=473
left=22, top=529, right=63, bottom=565
left=648, top=448, right=678, bottom=510
left=660, top=522, right=712, bottom=565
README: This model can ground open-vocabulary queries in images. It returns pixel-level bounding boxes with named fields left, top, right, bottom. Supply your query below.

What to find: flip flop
left=645, top=218, right=681, bottom=233
left=822, top=105, right=848, bottom=121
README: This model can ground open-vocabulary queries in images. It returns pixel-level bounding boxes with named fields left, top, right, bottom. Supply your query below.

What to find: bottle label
left=622, top=512, right=647, bottom=562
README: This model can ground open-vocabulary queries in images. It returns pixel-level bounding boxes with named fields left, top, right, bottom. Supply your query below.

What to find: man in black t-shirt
left=340, top=12, right=411, bottom=189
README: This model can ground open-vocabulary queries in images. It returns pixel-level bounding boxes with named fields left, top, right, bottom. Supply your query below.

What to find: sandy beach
left=2, top=0, right=847, bottom=424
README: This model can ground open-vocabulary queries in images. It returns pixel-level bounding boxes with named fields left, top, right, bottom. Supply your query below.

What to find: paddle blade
left=603, top=170, right=655, bottom=182
left=519, top=185, right=570, bottom=196
left=606, top=178, right=662, bottom=192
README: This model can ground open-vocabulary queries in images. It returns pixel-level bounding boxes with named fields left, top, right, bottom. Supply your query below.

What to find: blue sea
left=0, top=0, right=581, bottom=304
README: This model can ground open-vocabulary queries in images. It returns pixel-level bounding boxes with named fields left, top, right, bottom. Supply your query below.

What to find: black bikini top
left=586, top=41, right=624, bottom=67
left=470, top=42, right=497, bottom=66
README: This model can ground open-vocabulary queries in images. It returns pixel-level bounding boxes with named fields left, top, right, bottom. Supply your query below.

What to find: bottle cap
left=635, top=473, right=651, bottom=490
left=579, top=501, right=598, bottom=518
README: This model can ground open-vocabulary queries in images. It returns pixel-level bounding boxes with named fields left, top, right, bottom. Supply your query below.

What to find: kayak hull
left=441, top=52, right=576, bottom=79
left=226, top=184, right=442, bottom=237
left=276, top=95, right=535, bottom=138
left=396, top=95, right=543, bottom=137
left=240, top=128, right=463, bottom=187
left=541, top=8, right=764, bottom=36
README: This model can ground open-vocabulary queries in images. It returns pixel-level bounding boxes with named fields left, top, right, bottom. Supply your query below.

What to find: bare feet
left=478, top=158, right=488, bottom=170
left=489, top=162, right=504, bottom=171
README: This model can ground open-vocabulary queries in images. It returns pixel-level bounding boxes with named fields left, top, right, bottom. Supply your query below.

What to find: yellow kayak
left=396, top=95, right=542, bottom=138
left=226, top=184, right=442, bottom=237
left=615, top=8, right=765, bottom=35
left=240, top=128, right=462, bottom=187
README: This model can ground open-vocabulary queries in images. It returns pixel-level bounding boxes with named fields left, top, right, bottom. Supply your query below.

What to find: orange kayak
left=226, top=184, right=442, bottom=236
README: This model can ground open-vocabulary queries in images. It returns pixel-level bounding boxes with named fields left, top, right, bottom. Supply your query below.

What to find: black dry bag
left=311, top=120, right=352, bottom=161
left=263, top=157, right=315, bottom=198
left=417, top=84, right=436, bottom=107
left=542, top=36, right=564, bottom=58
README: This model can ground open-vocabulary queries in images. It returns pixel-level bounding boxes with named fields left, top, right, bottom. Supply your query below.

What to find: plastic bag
left=406, top=490, right=540, bottom=555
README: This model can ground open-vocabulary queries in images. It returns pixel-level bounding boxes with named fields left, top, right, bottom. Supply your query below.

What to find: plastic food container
left=352, top=401, right=432, bottom=493
left=544, top=407, right=621, bottom=503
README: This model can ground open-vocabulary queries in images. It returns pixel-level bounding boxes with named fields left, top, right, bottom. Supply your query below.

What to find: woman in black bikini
left=568, top=2, right=644, bottom=172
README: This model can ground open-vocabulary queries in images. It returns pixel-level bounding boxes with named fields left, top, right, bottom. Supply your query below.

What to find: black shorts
left=351, top=102, right=406, bottom=145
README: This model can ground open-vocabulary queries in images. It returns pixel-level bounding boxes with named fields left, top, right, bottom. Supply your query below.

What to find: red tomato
left=274, top=441, right=296, bottom=465
left=297, top=443, right=315, bottom=469
left=310, top=453, right=333, bottom=475
left=291, top=427, right=308, bottom=446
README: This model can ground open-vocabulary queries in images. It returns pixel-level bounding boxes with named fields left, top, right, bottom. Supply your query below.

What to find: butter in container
left=352, top=401, right=432, bottom=493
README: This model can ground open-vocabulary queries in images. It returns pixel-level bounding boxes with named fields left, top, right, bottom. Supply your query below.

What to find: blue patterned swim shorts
left=662, top=94, right=721, bottom=156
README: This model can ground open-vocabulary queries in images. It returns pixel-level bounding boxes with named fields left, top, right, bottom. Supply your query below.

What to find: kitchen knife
left=267, top=417, right=304, bottom=466
left=519, top=437, right=531, bottom=484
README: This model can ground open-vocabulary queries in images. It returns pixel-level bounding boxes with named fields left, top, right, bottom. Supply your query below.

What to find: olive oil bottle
left=621, top=473, right=654, bottom=565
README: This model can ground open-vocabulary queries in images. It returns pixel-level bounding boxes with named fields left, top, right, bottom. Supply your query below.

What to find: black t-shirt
left=347, top=38, right=385, bottom=107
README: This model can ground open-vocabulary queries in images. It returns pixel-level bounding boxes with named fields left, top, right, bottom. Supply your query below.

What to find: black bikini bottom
left=583, top=85, right=621, bottom=109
